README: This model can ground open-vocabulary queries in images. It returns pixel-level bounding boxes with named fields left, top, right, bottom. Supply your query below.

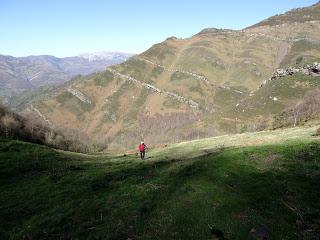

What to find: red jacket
left=139, top=143, right=146, bottom=152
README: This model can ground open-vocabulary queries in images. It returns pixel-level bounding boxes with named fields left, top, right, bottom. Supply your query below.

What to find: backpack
left=139, top=144, right=145, bottom=151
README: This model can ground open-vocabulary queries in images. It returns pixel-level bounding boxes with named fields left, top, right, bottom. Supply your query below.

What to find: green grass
left=213, top=87, right=244, bottom=108
left=56, top=91, right=94, bottom=121
left=162, top=98, right=183, bottom=109
left=179, top=47, right=226, bottom=71
left=94, top=70, right=114, bottom=87
left=124, top=88, right=150, bottom=123
left=224, top=74, right=320, bottom=122
left=56, top=91, right=74, bottom=104
left=170, top=71, right=191, bottom=82
left=115, top=58, right=148, bottom=81
left=6, top=86, right=57, bottom=112
left=250, top=3, right=320, bottom=28
left=280, top=40, right=320, bottom=67
left=1, top=126, right=320, bottom=239
left=150, top=66, right=164, bottom=81
left=189, top=83, right=203, bottom=94
left=142, top=42, right=177, bottom=63
left=102, top=81, right=133, bottom=122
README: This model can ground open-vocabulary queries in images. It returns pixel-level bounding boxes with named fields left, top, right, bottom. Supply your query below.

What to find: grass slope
left=1, top=126, right=320, bottom=239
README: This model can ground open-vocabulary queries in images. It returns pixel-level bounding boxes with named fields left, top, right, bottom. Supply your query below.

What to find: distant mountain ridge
left=0, top=51, right=134, bottom=102
left=78, top=51, right=133, bottom=62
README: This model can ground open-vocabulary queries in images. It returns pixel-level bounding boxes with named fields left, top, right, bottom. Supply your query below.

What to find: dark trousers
left=140, top=151, right=145, bottom=159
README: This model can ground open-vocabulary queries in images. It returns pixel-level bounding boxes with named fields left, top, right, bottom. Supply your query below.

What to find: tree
left=1, top=114, right=19, bottom=138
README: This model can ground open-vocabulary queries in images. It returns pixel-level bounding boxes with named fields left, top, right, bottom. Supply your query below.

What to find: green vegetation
left=231, top=74, right=320, bottom=120
left=142, top=42, right=177, bottom=62
left=213, top=88, right=244, bottom=108
left=150, top=66, right=164, bottom=81
left=280, top=40, right=320, bottom=67
left=163, top=98, right=183, bottom=109
left=69, top=98, right=94, bottom=121
left=5, top=86, right=57, bottom=112
left=102, top=81, right=132, bottom=122
left=94, top=70, right=114, bottom=87
left=189, top=83, right=203, bottom=94
left=250, top=2, right=320, bottom=28
left=179, top=47, right=226, bottom=71
left=296, top=56, right=304, bottom=65
left=115, top=58, right=147, bottom=81
left=56, top=91, right=73, bottom=104
left=0, top=126, right=320, bottom=239
left=0, top=105, right=91, bottom=152
left=124, top=88, right=150, bottom=123
left=170, top=71, right=190, bottom=81
left=56, top=90, right=95, bottom=121
left=190, top=40, right=212, bottom=47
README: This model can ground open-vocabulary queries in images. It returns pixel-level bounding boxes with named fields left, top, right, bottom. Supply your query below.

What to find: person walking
left=138, top=141, right=146, bottom=160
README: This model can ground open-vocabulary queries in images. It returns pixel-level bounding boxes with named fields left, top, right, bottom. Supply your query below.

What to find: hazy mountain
left=0, top=52, right=134, bottom=103
left=26, top=2, right=320, bottom=150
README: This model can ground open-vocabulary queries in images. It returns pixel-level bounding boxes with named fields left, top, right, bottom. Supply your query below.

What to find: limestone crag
left=67, top=88, right=92, bottom=104
left=108, top=69, right=200, bottom=109
left=29, top=104, right=52, bottom=125
left=260, top=62, right=320, bottom=87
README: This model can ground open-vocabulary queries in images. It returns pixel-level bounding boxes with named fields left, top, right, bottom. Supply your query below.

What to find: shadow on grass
left=0, top=140, right=319, bottom=239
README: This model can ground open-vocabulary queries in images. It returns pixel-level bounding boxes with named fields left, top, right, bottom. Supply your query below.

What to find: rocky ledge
left=260, top=62, right=320, bottom=88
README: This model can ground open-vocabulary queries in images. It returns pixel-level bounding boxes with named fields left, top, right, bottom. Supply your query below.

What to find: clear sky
left=0, top=0, right=317, bottom=57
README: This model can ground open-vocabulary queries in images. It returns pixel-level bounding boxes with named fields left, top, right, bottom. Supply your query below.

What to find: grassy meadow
left=0, top=126, right=320, bottom=239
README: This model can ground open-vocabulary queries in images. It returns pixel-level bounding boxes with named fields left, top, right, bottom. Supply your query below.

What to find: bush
left=315, top=127, right=320, bottom=136
left=0, top=114, right=20, bottom=138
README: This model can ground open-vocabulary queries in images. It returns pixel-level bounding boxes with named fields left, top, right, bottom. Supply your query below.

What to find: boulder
left=249, top=226, right=269, bottom=240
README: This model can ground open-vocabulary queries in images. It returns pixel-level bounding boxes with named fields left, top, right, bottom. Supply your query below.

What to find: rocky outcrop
left=108, top=69, right=200, bottom=109
left=260, top=62, right=320, bottom=87
left=67, top=88, right=92, bottom=104
left=29, top=104, right=52, bottom=125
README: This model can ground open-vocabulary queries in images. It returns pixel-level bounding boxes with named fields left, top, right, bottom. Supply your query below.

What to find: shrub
left=296, top=56, right=303, bottom=65
left=0, top=114, right=20, bottom=138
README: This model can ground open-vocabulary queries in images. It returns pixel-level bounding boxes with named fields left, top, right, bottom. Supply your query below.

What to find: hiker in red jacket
left=138, top=141, right=146, bottom=160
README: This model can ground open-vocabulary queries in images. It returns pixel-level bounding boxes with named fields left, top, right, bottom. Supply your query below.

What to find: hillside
left=0, top=52, right=133, bottom=104
left=1, top=126, right=319, bottom=239
left=27, top=2, right=320, bottom=150
left=0, top=104, right=97, bottom=152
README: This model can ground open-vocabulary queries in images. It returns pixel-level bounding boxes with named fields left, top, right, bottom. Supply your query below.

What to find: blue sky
left=0, top=0, right=317, bottom=57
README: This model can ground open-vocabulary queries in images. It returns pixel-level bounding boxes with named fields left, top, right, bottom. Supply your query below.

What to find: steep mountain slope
left=30, top=2, right=320, bottom=150
left=0, top=52, right=133, bottom=103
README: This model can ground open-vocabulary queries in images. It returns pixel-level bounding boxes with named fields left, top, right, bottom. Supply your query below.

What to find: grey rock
left=250, top=226, right=269, bottom=240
